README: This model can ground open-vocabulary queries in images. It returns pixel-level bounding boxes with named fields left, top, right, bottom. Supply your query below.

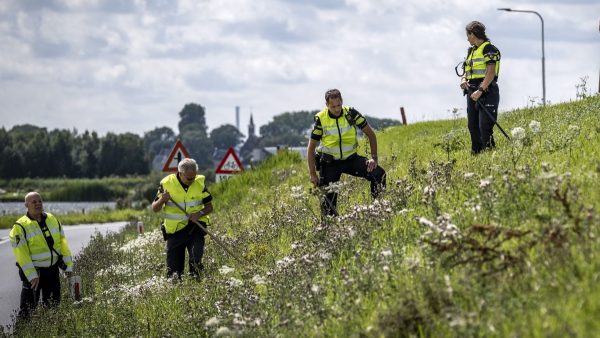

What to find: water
left=0, top=201, right=116, bottom=215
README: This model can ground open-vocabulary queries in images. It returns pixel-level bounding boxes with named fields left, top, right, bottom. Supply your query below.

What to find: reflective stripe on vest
left=160, top=174, right=210, bottom=234
left=315, top=106, right=358, bottom=160
left=465, top=41, right=500, bottom=80
left=9, top=213, right=74, bottom=281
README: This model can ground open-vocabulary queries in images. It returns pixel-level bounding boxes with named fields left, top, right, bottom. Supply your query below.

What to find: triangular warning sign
left=215, top=147, right=244, bottom=174
left=162, top=139, right=191, bottom=172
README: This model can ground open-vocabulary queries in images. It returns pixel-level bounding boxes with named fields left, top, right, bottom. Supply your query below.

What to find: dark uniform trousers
left=17, top=264, right=60, bottom=318
left=319, top=154, right=386, bottom=217
left=467, top=81, right=500, bottom=154
left=166, top=223, right=205, bottom=278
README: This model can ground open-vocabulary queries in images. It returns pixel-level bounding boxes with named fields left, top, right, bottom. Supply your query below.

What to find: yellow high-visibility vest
left=315, top=106, right=358, bottom=160
left=161, top=174, right=210, bottom=234
left=9, top=213, right=73, bottom=282
left=465, top=41, right=500, bottom=80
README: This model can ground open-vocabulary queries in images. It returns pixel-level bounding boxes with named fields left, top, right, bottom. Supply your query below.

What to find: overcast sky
left=0, top=0, right=598, bottom=137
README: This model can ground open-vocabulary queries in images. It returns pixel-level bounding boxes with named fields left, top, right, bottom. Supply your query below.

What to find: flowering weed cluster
left=13, top=96, right=600, bottom=337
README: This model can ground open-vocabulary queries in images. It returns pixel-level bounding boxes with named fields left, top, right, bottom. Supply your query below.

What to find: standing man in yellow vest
left=9, top=192, right=73, bottom=318
left=459, top=21, right=501, bottom=154
left=307, top=88, right=386, bottom=217
left=152, top=158, right=213, bottom=278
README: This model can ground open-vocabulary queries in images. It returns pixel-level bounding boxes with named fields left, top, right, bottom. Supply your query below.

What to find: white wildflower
left=529, top=120, right=541, bottom=134
left=417, top=217, right=435, bottom=228
left=219, top=265, right=235, bottom=275
left=215, top=326, right=232, bottom=337
left=479, top=178, right=492, bottom=189
left=275, top=256, right=294, bottom=268
left=228, top=278, right=244, bottom=287
left=118, top=230, right=163, bottom=253
left=382, top=265, right=390, bottom=272
left=463, top=172, right=475, bottom=179
left=290, top=185, right=305, bottom=198
left=511, top=127, right=526, bottom=141
left=381, top=249, right=393, bottom=258
left=324, top=181, right=344, bottom=193
left=319, top=251, right=331, bottom=261
left=252, top=275, right=266, bottom=285
left=311, top=284, right=320, bottom=293
left=568, top=124, right=580, bottom=133
left=205, top=317, right=220, bottom=327
left=233, top=314, right=247, bottom=326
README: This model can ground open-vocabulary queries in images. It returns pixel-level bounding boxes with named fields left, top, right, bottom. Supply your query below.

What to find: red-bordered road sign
left=215, top=147, right=244, bottom=174
left=162, top=139, right=191, bottom=172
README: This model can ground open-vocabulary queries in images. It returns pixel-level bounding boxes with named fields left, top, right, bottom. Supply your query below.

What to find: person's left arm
left=471, top=44, right=500, bottom=101
left=190, top=186, right=213, bottom=222
left=362, top=125, right=379, bottom=172
left=57, top=219, right=74, bottom=277
left=350, top=108, right=379, bottom=172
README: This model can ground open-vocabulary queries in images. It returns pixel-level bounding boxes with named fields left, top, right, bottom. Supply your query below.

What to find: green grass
left=0, top=209, right=145, bottom=229
left=8, top=95, right=600, bottom=337
left=0, top=176, right=152, bottom=202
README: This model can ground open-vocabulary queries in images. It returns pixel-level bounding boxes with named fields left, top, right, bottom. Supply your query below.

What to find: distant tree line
left=256, top=110, right=401, bottom=147
left=0, top=125, right=148, bottom=178
left=0, top=103, right=400, bottom=179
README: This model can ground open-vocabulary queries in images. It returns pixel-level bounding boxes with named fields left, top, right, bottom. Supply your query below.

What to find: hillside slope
left=11, top=95, right=600, bottom=337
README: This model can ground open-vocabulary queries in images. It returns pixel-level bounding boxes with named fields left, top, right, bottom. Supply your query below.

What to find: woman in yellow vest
left=459, top=21, right=501, bottom=154
left=152, top=158, right=213, bottom=278
left=9, top=192, right=73, bottom=318
left=307, top=89, right=386, bottom=217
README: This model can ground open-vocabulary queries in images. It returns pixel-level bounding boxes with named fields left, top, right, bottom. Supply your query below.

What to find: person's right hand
left=310, top=173, right=319, bottom=187
left=30, top=277, right=39, bottom=290
left=161, top=191, right=171, bottom=203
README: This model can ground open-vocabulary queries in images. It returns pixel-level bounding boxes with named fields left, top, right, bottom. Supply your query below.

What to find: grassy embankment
left=9, top=95, right=600, bottom=337
left=0, top=176, right=160, bottom=228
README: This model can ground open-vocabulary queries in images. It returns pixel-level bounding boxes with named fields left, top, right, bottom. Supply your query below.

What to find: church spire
left=248, top=114, right=255, bottom=137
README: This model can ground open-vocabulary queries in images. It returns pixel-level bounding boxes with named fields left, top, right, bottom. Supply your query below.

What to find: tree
left=177, top=103, right=213, bottom=168
left=180, top=130, right=213, bottom=168
left=143, top=126, right=176, bottom=158
left=98, top=133, right=149, bottom=177
left=258, top=110, right=317, bottom=147
left=48, top=129, right=76, bottom=177
left=178, top=103, right=208, bottom=135
left=210, top=124, right=245, bottom=149
left=76, top=131, right=100, bottom=177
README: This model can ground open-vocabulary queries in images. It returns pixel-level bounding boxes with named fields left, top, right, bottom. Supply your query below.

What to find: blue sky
left=0, top=0, right=598, bottom=136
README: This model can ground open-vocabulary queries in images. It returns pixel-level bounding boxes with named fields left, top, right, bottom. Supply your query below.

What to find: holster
left=320, top=153, right=335, bottom=166
left=315, top=153, right=321, bottom=171
left=160, top=223, right=168, bottom=241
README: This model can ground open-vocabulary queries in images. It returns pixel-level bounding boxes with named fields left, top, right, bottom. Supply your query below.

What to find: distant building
left=212, top=113, right=309, bottom=170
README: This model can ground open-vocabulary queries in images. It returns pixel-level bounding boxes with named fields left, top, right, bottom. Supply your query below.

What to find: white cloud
left=0, top=0, right=598, bottom=136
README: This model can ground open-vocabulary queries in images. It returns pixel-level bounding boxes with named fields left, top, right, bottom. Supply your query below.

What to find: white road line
left=0, top=238, right=9, bottom=245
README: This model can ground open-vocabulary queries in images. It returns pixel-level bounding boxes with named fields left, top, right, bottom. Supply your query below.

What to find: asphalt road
left=0, top=221, right=127, bottom=332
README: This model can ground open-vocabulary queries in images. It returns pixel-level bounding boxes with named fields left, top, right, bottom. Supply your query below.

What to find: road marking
left=0, top=237, right=9, bottom=245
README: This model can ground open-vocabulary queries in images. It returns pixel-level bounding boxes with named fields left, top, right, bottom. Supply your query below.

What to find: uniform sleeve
left=202, top=186, right=213, bottom=205
left=483, top=44, right=500, bottom=65
left=349, top=107, right=368, bottom=129
left=310, top=116, right=323, bottom=141
left=57, top=220, right=74, bottom=272
left=9, top=224, right=39, bottom=281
